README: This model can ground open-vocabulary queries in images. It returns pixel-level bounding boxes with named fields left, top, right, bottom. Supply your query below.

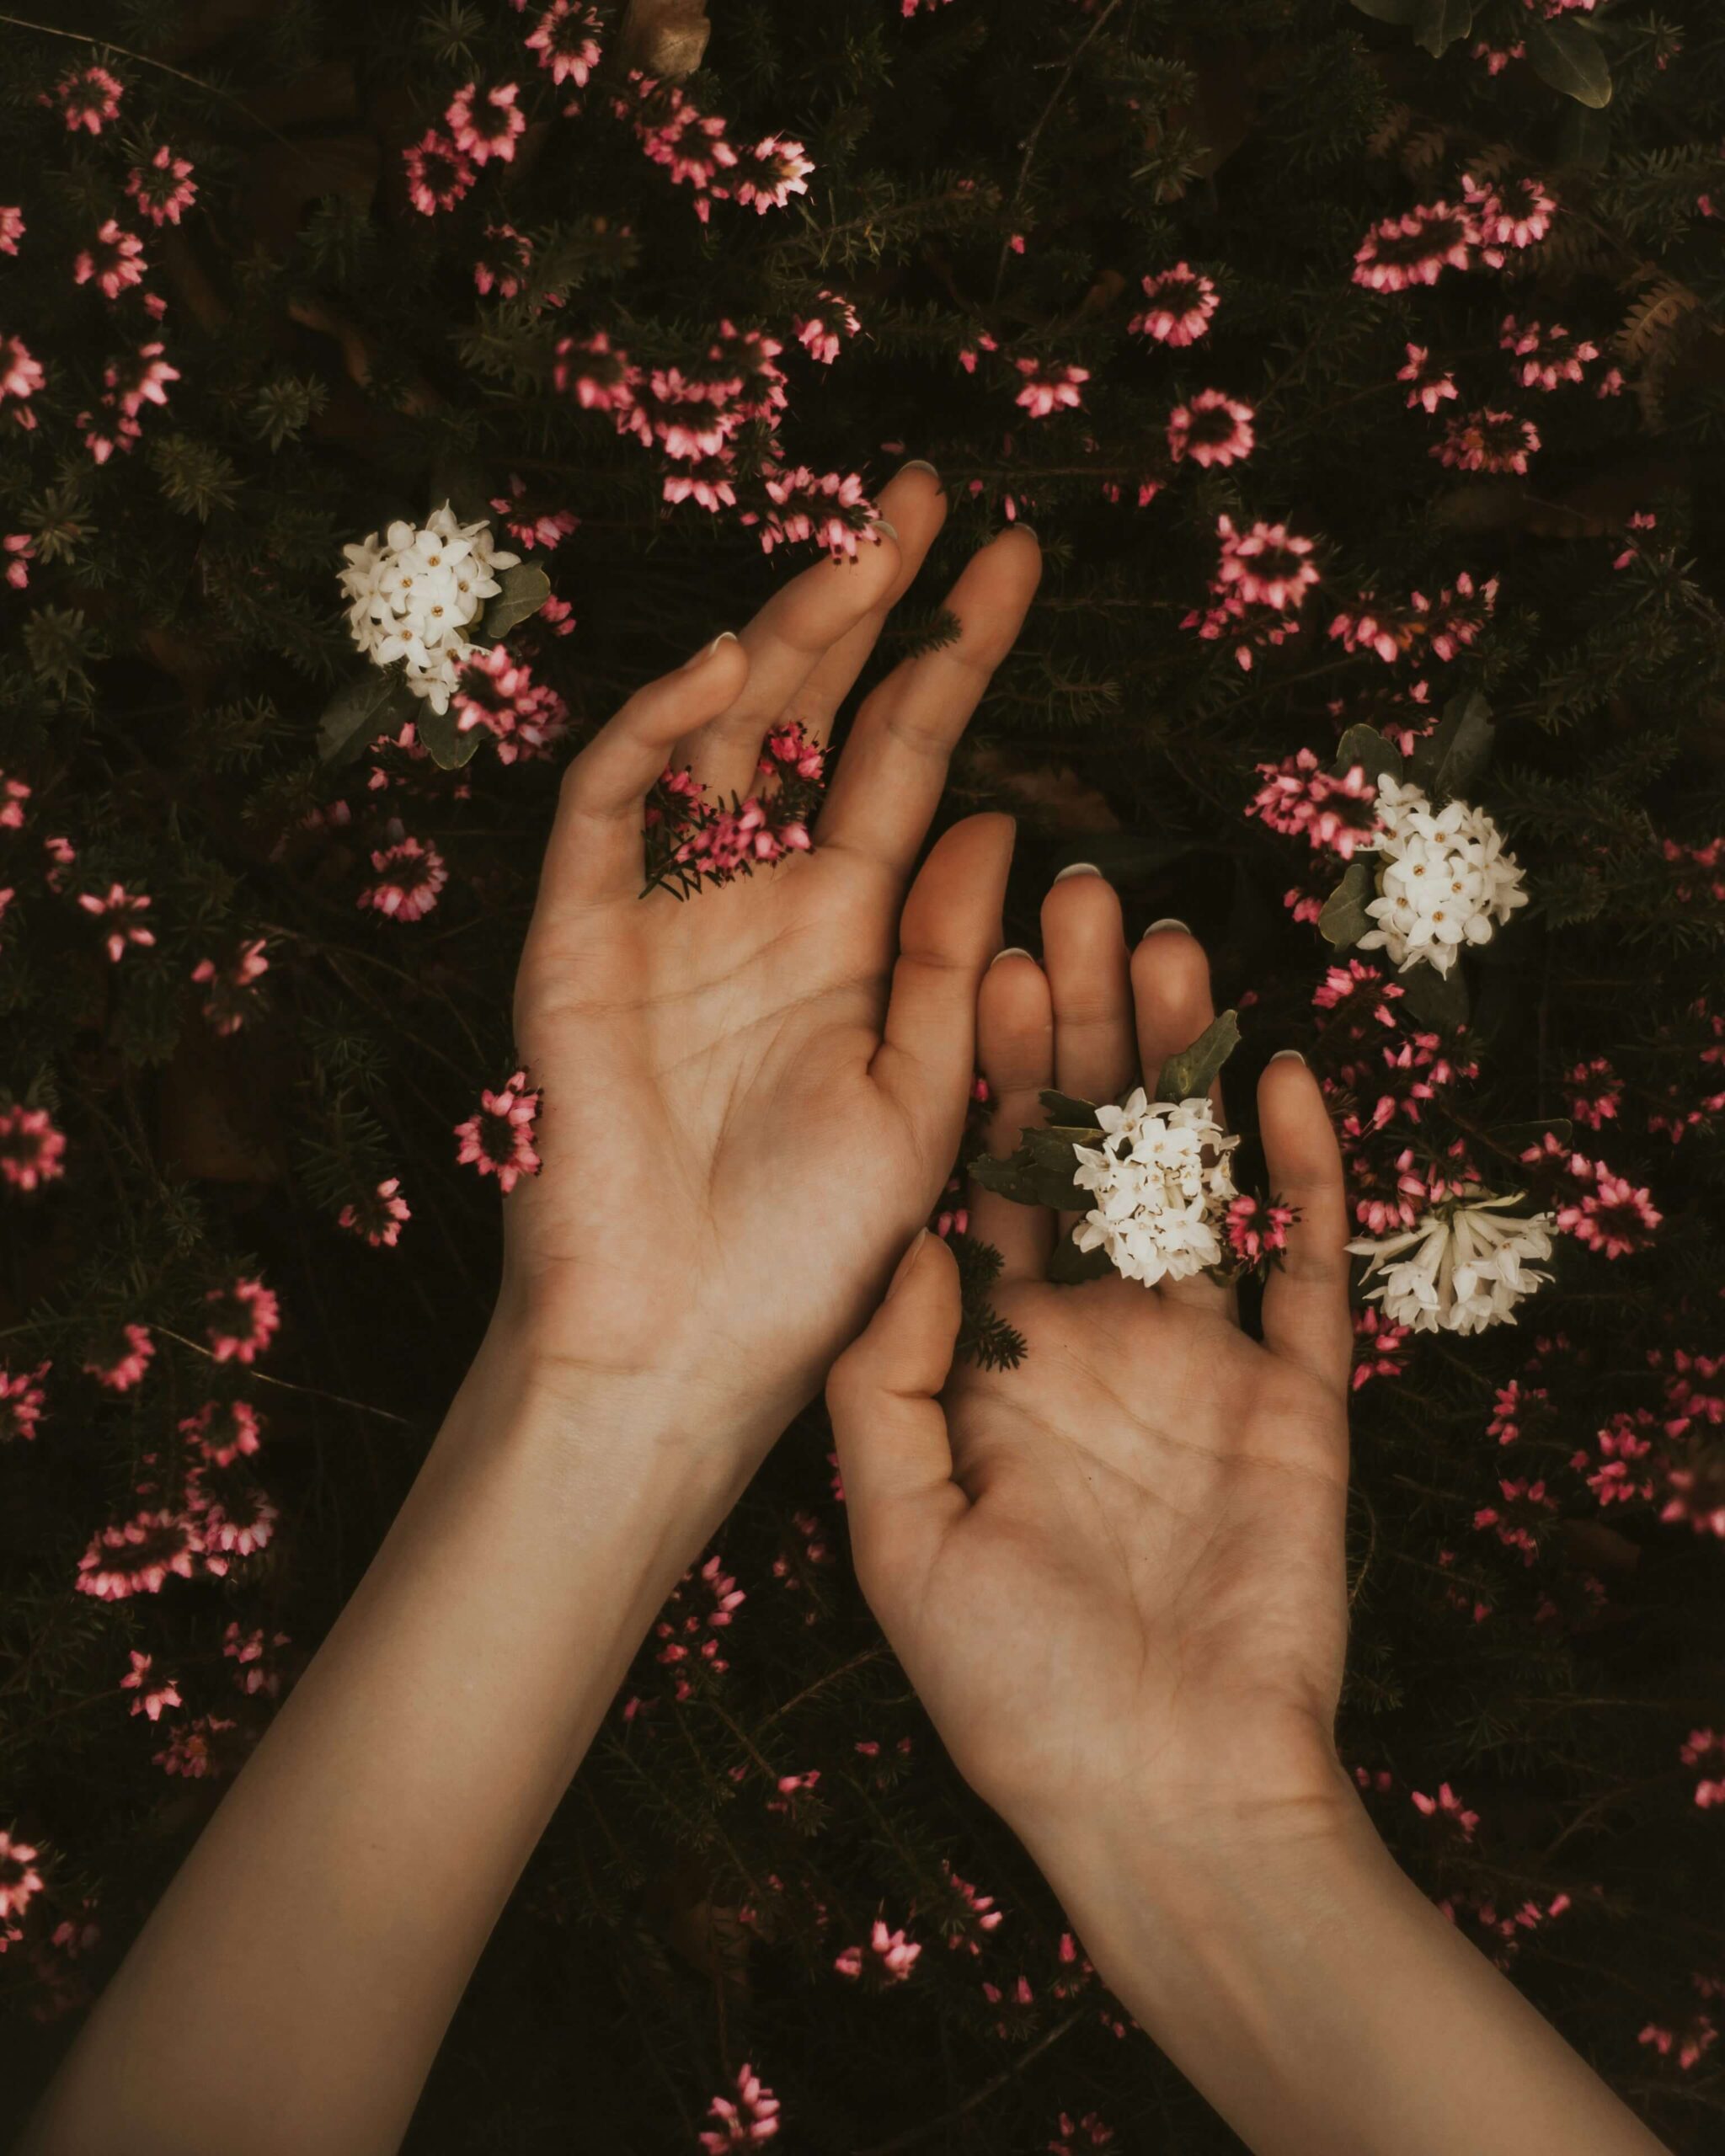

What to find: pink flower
left=1352, top=203, right=1477, bottom=291
left=338, top=1177, right=411, bottom=1248
left=358, top=835, right=448, bottom=921
left=53, top=64, right=123, bottom=135
left=698, top=2062, right=782, bottom=2152
left=1246, top=748, right=1379, bottom=858
left=204, top=1276, right=280, bottom=1364
left=1397, top=344, right=1459, bottom=414
left=1411, top=1782, right=1480, bottom=1840
left=125, top=145, right=198, bottom=227
left=454, top=1068, right=542, bottom=1193
left=84, top=1323, right=153, bottom=1392
left=834, top=1919, right=921, bottom=1983
left=77, top=883, right=156, bottom=962
left=1433, top=409, right=1540, bottom=475
left=1464, top=174, right=1556, bottom=264
left=1167, top=388, right=1255, bottom=468
left=105, top=341, right=180, bottom=419
left=76, top=1509, right=200, bottom=1598
left=1225, top=1193, right=1296, bottom=1266
left=191, top=938, right=270, bottom=1035
left=489, top=472, right=579, bottom=552
left=1554, top=1172, right=1661, bottom=1258
left=120, top=1650, right=183, bottom=1721
left=793, top=290, right=859, bottom=366
left=180, top=1399, right=264, bottom=1469
left=0, top=1105, right=67, bottom=1192
left=446, top=80, right=526, bottom=165
left=0, top=1362, right=51, bottom=1444
left=72, top=220, right=147, bottom=300
left=403, top=131, right=476, bottom=216
left=1215, top=515, right=1319, bottom=610
left=553, top=328, right=638, bottom=413
left=538, top=594, right=576, bottom=636
left=1498, top=314, right=1599, bottom=390
left=187, top=1465, right=279, bottom=1569
left=1351, top=1305, right=1411, bottom=1390
left=453, top=646, right=569, bottom=764
left=731, top=135, right=815, bottom=214
left=1013, top=358, right=1089, bottom=417
left=1640, top=2015, right=1717, bottom=2073
left=473, top=222, right=534, bottom=298
left=1129, top=263, right=1217, bottom=345
left=1, top=334, right=45, bottom=427
left=525, top=1, right=603, bottom=88
left=224, top=1621, right=291, bottom=1697
left=0, top=1831, right=43, bottom=1919
left=3, top=533, right=31, bottom=589
left=0, top=206, right=23, bottom=255
left=153, top=1714, right=238, bottom=1780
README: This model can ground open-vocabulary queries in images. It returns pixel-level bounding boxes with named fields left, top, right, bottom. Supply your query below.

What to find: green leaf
left=1156, top=1008, right=1240, bottom=1104
left=1398, top=958, right=1471, bottom=1032
left=480, top=561, right=552, bottom=643
left=1412, top=0, right=1474, bottom=57
left=414, top=699, right=484, bottom=770
left=1410, top=693, right=1495, bottom=805
left=1524, top=15, right=1613, bottom=108
left=970, top=1125, right=1091, bottom=1210
left=1318, top=861, right=1376, bottom=951
left=318, top=667, right=414, bottom=766
left=1039, top=1090, right=1101, bottom=1128
left=1049, top=1233, right=1114, bottom=1285
left=1333, top=723, right=1404, bottom=789
left=1348, top=0, right=1416, bottom=18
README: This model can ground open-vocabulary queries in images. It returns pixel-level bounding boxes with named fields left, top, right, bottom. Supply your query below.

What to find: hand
left=826, top=881, right=1357, bottom=1862
left=504, top=465, right=1042, bottom=1460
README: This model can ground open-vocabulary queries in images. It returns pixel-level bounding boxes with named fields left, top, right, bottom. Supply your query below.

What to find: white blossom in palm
left=1071, top=1089, right=1241, bottom=1286
left=1347, top=1188, right=1555, bottom=1334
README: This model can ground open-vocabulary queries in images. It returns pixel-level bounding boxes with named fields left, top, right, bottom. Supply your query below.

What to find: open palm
left=828, top=886, right=1358, bottom=1854
left=505, top=465, right=1042, bottom=1456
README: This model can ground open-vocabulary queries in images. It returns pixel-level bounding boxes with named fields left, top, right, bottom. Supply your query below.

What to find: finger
left=872, top=814, right=1015, bottom=1175
left=533, top=632, right=750, bottom=909
left=827, top=1230, right=969, bottom=1612
left=968, top=948, right=1056, bottom=1281
left=817, top=526, right=1041, bottom=879
left=1258, top=1051, right=1354, bottom=1404
left=676, top=527, right=903, bottom=797
left=777, top=463, right=948, bottom=747
left=1130, top=920, right=1236, bottom=1319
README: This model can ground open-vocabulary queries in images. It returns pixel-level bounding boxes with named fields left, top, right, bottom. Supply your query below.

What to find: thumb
left=826, top=1231, right=969, bottom=1610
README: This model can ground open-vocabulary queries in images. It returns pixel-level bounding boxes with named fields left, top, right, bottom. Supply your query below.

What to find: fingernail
left=886, top=1229, right=928, bottom=1299
left=683, top=630, right=737, bottom=669
left=1053, top=862, right=1101, bottom=883
left=1142, top=916, right=1189, bottom=937
left=1010, top=523, right=1039, bottom=542
left=899, top=458, right=940, bottom=478
left=872, top=518, right=899, bottom=544
left=990, top=945, right=1034, bottom=967
left=1269, top=1047, right=1307, bottom=1066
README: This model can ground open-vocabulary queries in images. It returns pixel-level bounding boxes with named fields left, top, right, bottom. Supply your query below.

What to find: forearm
left=1027, top=1766, right=1669, bottom=2156
left=26, top=1307, right=748, bottom=2156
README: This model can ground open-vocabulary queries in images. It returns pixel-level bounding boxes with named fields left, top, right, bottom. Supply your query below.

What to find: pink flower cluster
left=1352, top=176, right=1555, bottom=293
left=452, top=645, right=569, bottom=764
left=0, top=1104, right=67, bottom=1192
left=1329, top=572, right=1497, bottom=666
left=1128, top=262, right=1217, bottom=344
left=834, top=1918, right=921, bottom=1983
left=357, top=831, right=448, bottom=921
left=454, top=1068, right=542, bottom=1193
left=654, top=1553, right=745, bottom=1700
left=337, top=1177, right=411, bottom=1248
left=644, top=720, right=826, bottom=896
left=1184, top=515, right=1317, bottom=670
left=1246, top=749, right=1377, bottom=857
left=699, top=2063, right=781, bottom=2151
left=614, top=71, right=814, bottom=223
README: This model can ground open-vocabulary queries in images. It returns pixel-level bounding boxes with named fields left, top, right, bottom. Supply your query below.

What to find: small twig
left=152, top=1326, right=416, bottom=1428
left=761, top=1644, right=893, bottom=1730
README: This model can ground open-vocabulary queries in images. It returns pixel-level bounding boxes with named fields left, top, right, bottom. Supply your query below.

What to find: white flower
left=1347, top=1189, right=1554, bottom=1335
left=338, top=503, right=519, bottom=714
left=1354, top=773, right=1528, bottom=976
left=1070, top=1088, right=1241, bottom=1286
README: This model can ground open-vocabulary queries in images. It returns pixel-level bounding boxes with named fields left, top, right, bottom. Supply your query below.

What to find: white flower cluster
left=1355, top=773, right=1528, bottom=976
left=339, top=504, right=519, bottom=713
left=1071, top=1089, right=1240, bottom=1286
left=1348, top=1190, right=1554, bottom=1335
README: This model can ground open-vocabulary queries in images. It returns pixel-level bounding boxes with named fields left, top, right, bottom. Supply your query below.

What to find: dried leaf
left=617, top=0, right=711, bottom=76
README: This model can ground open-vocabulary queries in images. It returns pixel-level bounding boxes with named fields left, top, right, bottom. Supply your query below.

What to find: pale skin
left=25, top=463, right=1669, bottom=2154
